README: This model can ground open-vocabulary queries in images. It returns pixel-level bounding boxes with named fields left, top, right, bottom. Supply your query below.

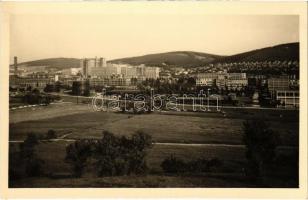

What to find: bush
left=161, top=155, right=187, bottom=173
left=65, top=131, right=153, bottom=177
left=207, top=158, right=223, bottom=170
left=23, top=133, right=39, bottom=146
left=46, top=129, right=57, bottom=139
left=18, top=133, right=44, bottom=177
left=25, top=156, right=44, bottom=176
left=187, top=158, right=209, bottom=173
left=161, top=156, right=223, bottom=174
left=274, top=150, right=298, bottom=178
left=65, top=139, right=92, bottom=177
left=242, top=119, right=280, bottom=178
left=9, top=151, right=24, bottom=180
left=94, top=131, right=152, bottom=176
left=23, top=91, right=52, bottom=105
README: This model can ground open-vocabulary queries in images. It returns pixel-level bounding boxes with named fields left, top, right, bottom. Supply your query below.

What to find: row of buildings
left=195, top=72, right=299, bottom=107
left=9, top=56, right=299, bottom=108
left=268, top=76, right=299, bottom=107
left=192, top=60, right=299, bottom=75
left=195, top=72, right=248, bottom=90
left=9, top=56, right=160, bottom=90
left=81, top=57, right=160, bottom=80
left=10, top=73, right=56, bottom=90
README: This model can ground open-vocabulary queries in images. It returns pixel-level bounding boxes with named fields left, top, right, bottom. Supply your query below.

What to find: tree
left=45, top=129, right=57, bottom=139
left=44, top=84, right=55, bottom=93
left=26, top=86, right=32, bottom=91
left=83, top=80, right=90, bottom=96
left=55, top=81, right=62, bottom=92
left=93, top=131, right=121, bottom=177
left=65, top=139, right=92, bottom=177
left=94, top=131, right=153, bottom=176
left=127, top=131, right=153, bottom=174
left=242, top=119, right=280, bottom=178
left=161, top=155, right=187, bottom=173
left=72, top=81, right=82, bottom=96
left=19, top=133, right=44, bottom=177
left=65, top=131, right=153, bottom=178
left=161, top=155, right=222, bottom=174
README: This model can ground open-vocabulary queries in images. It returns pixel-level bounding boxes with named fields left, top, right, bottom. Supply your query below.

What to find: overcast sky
left=10, top=14, right=299, bottom=63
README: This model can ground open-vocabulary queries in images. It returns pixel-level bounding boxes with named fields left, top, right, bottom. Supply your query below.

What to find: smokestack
left=14, top=56, right=18, bottom=76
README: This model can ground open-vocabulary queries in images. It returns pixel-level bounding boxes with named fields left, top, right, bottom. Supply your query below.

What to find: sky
left=10, top=14, right=299, bottom=63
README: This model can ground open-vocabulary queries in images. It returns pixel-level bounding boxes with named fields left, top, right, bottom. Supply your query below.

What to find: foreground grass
left=9, top=141, right=246, bottom=175
left=9, top=141, right=298, bottom=188
left=9, top=104, right=299, bottom=187
left=9, top=105, right=299, bottom=146
left=11, top=174, right=261, bottom=188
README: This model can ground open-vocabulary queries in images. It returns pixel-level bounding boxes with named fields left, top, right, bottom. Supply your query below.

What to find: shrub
left=46, top=129, right=57, bottom=140
left=207, top=158, right=223, bottom=169
left=18, top=133, right=44, bottom=177
left=9, top=151, right=24, bottom=180
left=242, top=119, right=280, bottom=178
left=161, top=156, right=223, bottom=174
left=65, top=139, right=92, bottom=177
left=161, top=155, right=187, bottom=173
left=25, top=156, right=44, bottom=176
left=94, top=131, right=153, bottom=176
left=187, top=158, right=209, bottom=173
left=274, top=150, right=299, bottom=178
left=23, top=133, right=38, bottom=145
left=65, top=131, right=153, bottom=177
left=19, top=133, right=38, bottom=159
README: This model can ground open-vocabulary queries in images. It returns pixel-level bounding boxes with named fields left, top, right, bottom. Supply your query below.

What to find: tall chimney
left=14, top=56, right=18, bottom=76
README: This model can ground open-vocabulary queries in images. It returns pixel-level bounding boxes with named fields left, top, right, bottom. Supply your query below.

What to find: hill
left=110, top=51, right=224, bottom=67
left=11, top=43, right=299, bottom=70
left=214, top=43, right=299, bottom=63
left=12, top=58, right=81, bottom=69
left=110, top=43, right=299, bottom=67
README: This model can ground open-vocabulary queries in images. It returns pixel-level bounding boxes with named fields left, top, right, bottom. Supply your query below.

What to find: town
left=9, top=55, right=299, bottom=110
left=9, top=48, right=300, bottom=189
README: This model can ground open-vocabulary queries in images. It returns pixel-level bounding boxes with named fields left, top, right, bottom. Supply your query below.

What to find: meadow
left=9, top=103, right=299, bottom=187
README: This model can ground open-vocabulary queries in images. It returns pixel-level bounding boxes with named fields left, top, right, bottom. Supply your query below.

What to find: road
left=9, top=139, right=297, bottom=150
left=50, top=92, right=298, bottom=111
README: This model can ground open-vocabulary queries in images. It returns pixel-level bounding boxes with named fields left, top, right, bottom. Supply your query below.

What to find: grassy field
left=9, top=141, right=298, bottom=188
left=9, top=103, right=91, bottom=124
left=10, top=174, right=261, bottom=188
left=10, top=104, right=299, bottom=146
left=9, top=104, right=299, bottom=187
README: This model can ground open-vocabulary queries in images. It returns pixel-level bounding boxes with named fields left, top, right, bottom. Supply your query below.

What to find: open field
left=9, top=103, right=91, bottom=124
left=9, top=103, right=299, bottom=187
left=10, top=104, right=299, bottom=146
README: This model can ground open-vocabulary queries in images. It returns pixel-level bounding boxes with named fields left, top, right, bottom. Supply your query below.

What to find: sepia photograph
left=0, top=1, right=307, bottom=198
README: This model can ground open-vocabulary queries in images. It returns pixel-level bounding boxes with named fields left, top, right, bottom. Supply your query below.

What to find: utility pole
left=284, top=90, right=287, bottom=108
left=207, top=88, right=211, bottom=111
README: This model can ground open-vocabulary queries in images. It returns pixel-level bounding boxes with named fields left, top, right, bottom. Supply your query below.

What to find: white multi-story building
left=268, top=76, right=290, bottom=93
left=80, top=57, right=107, bottom=77
left=196, top=72, right=248, bottom=89
left=81, top=57, right=160, bottom=85
left=196, top=72, right=228, bottom=87
left=276, top=90, right=299, bottom=107
left=196, top=73, right=219, bottom=86
left=61, top=68, right=82, bottom=76
left=227, top=73, right=248, bottom=89
left=144, top=67, right=160, bottom=79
